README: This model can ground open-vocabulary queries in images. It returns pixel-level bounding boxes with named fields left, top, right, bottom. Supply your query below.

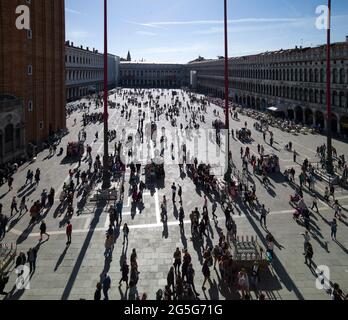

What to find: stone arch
left=288, top=109, right=295, bottom=120
left=304, top=108, right=314, bottom=126
left=340, top=115, right=348, bottom=136
left=251, top=97, right=256, bottom=108
left=331, top=114, right=338, bottom=133
left=247, top=96, right=251, bottom=107
left=295, top=106, right=303, bottom=123
left=315, top=110, right=325, bottom=129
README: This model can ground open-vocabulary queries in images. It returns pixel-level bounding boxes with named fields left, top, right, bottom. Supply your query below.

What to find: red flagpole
left=224, top=0, right=231, bottom=176
left=326, top=0, right=333, bottom=174
left=102, top=0, right=110, bottom=188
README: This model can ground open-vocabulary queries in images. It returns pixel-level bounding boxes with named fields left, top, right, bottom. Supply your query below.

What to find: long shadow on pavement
left=61, top=199, right=106, bottom=300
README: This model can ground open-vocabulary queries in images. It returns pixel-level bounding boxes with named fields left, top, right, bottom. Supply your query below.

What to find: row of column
left=289, top=108, right=342, bottom=134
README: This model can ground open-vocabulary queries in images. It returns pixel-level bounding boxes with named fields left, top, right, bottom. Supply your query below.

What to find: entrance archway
left=331, top=114, right=338, bottom=134
left=315, top=111, right=324, bottom=130
left=304, top=108, right=314, bottom=126
left=288, top=109, right=294, bottom=120
left=256, top=98, right=261, bottom=110
left=340, top=116, right=348, bottom=136
left=247, top=96, right=251, bottom=108
left=295, top=106, right=303, bottom=123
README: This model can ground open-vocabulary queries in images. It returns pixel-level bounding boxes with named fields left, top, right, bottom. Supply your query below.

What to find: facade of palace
left=120, top=62, right=184, bottom=89
left=65, top=41, right=120, bottom=101
left=185, top=38, right=348, bottom=135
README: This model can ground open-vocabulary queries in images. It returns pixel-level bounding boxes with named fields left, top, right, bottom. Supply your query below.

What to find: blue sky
left=65, top=0, right=348, bottom=63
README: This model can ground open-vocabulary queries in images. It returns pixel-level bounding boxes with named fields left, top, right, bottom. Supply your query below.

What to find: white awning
left=268, top=107, right=278, bottom=112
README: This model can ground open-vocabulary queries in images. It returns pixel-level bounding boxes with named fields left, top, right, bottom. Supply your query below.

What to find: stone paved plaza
left=1, top=89, right=347, bottom=300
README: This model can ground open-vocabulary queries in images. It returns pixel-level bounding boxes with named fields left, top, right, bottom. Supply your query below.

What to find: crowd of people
left=0, top=88, right=347, bottom=301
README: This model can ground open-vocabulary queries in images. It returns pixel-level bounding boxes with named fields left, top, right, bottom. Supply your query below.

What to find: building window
left=27, top=65, right=33, bottom=75
left=39, top=121, right=44, bottom=130
left=28, top=100, right=33, bottom=112
left=27, top=29, right=32, bottom=39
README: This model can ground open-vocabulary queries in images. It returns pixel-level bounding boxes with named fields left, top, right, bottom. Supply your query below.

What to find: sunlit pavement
left=1, top=89, right=347, bottom=300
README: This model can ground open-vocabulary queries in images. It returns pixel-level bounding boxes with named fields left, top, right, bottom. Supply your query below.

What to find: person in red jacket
left=66, top=221, right=72, bottom=245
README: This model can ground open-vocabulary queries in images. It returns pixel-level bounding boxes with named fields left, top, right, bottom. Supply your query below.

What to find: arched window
left=314, top=69, right=318, bottom=82
left=332, top=69, right=338, bottom=84
left=332, top=91, right=338, bottom=106
left=339, top=69, right=345, bottom=84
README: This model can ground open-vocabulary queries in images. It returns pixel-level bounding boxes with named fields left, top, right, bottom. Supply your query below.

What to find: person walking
left=186, top=263, right=200, bottom=298
left=173, top=248, right=182, bottom=274
left=94, top=283, right=102, bottom=301
left=123, top=223, right=129, bottom=245
left=259, top=205, right=269, bottom=228
left=66, top=221, right=72, bottom=245
left=178, top=185, right=182, bottom=204
left=202, top=259, right=211, bottom=291
left=19, top=196, right=28, bottom=215
left=171, top=183, right=177, bottom=203
left=301, top=231, right=311, bottom=255
left=167, top=266, right=175, bottom=293
left=10, top=197, right=19, bottom=216
left=331, top=219, right=337, bottom=240
left=35, top=169, right=41, bottom=186
left=304, top=242, right=314, bottom=268
left=311, top=196, right=319, bottom=213
left=179, top=206, right=185, bottom=229
left=293, top=150, right=297, bottom=163
left=102, top=273, right=111, bottom=300
left=39, top=220, right=49, bottom=242
left=8, top=176, right=14, bottom=191
left=119, top=261, right=129, bottom=288
left=27, top=247, right=37, bottom=274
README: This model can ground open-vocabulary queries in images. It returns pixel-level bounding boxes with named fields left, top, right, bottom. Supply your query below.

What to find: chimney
left=80, top=45, right=83, bottom=49
left=71, top=42, right=74, bottom=47
left=346, top=35, right=348, bottom=43
left=86, top=47, right=89, bottom=51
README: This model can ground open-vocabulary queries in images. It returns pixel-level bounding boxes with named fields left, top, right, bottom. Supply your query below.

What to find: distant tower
left=126, top=50, right=131, bottom=61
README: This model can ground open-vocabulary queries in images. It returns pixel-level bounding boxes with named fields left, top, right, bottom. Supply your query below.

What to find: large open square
left=1, top=89, right=347, bottom=300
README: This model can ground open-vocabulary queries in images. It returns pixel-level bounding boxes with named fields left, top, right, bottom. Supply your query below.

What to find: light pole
left=224, top=0, right=231, bottom=182
left=326, top=0, right=333, bottom=175
left=102, top=0, right=111, bottom=189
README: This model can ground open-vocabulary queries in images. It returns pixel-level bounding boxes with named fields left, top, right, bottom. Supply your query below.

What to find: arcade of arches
left=0, top=95, right=26, bottom=163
